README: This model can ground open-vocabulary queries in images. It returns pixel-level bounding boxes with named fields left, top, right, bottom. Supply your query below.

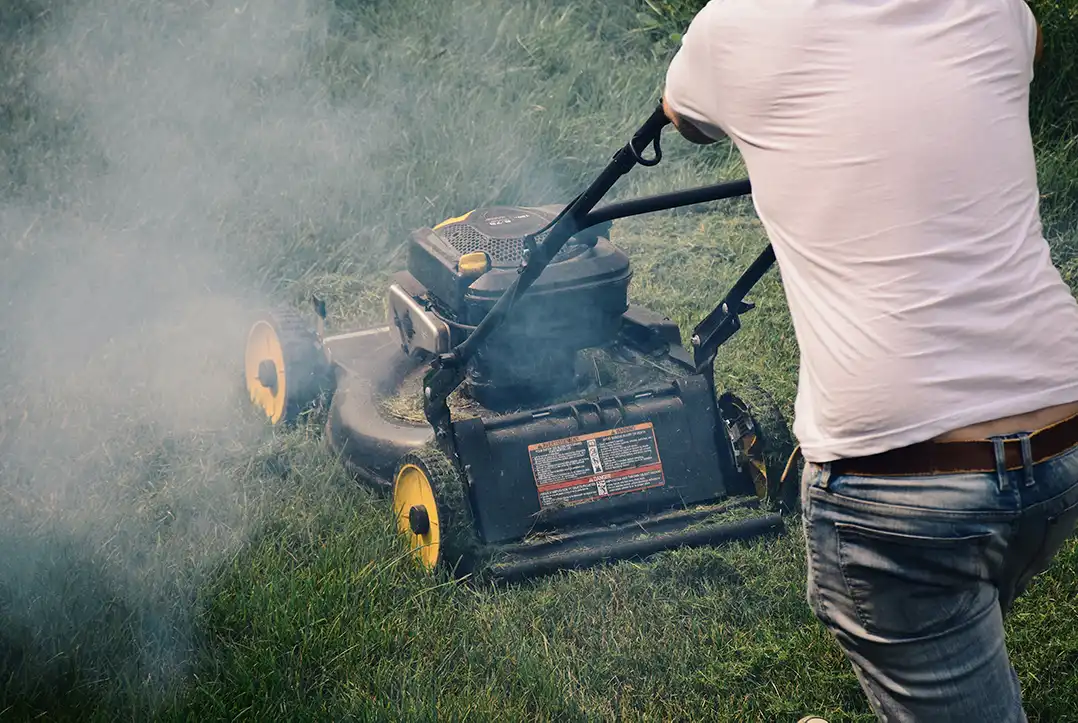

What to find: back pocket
left=1013, top=495, right=1078, bottom=601
left=835, top=521, right=993, bottom=638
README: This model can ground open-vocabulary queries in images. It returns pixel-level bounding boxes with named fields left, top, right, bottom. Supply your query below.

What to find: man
left=661, top=1, right=1078, bottom=721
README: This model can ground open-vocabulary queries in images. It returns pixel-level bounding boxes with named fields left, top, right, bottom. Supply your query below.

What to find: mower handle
left=579, top=178, right=752, bottom=230
left=690, top=243, right=776, bottom=373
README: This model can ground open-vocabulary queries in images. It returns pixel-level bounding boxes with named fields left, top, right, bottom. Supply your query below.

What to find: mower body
left=244, top=104, right=791, bottom=581
left=323, top=315, right=753, bottom=535
left=307, top=204, right=780, bottom=579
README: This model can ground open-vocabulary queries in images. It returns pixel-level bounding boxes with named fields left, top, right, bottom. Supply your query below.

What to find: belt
left=828, top=411, right=1078, bottom=478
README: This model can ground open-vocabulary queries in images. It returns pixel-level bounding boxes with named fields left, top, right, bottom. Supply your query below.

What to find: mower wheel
left=719, top=385, right=799, bottom=514
left=392, top=446, right=481, bottom=575
left=244, top=307, right=334, bottom=425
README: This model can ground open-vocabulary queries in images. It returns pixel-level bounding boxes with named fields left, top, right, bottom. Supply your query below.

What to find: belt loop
left=1020, top=433, right=1035, bottom=487
left=992, top=436, right=1008, bottom=493
left=819, top=461, right=833, bottom=490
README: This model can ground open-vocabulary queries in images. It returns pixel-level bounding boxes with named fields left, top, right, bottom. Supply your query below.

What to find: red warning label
left=528, top=423, right=665, bottom=509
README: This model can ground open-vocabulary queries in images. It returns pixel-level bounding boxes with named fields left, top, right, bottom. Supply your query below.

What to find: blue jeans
left=801, top=436, right=1078, bottom=722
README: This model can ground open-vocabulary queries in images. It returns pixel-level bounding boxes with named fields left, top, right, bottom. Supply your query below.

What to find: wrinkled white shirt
left=664, top=0, right=1078, bottom=462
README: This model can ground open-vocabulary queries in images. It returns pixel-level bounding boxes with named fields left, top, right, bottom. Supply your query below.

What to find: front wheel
left=391, top=446, right=481, bottom=575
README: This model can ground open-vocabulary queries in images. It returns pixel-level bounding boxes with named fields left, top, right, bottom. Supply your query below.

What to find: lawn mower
left=243, top=102, right=800, bottom=582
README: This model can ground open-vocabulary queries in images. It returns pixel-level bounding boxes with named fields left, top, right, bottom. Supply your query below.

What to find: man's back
left=664, top=0, right=1078, bottom=462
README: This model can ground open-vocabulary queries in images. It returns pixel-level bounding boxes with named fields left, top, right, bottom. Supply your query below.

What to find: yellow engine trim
left=433, top=210, right=473, bottom=230
left=245, top=320, right=287, bottom=424
left=393, top=463, right=441, bottom=570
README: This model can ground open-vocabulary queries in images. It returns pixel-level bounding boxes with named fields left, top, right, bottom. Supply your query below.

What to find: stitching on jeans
left=834, top=525, right=993, bottom=637
left=849, top=666, right=890, bottom=720
left=810, top=535, right=836, bottom=626
left=834, top=528, right=873, bottom=633
left=834, top=521, right=993, bottom=546
left=803, top=467, right=837, bottom=627
left=841, top=468, right=993, bottom=477
left=808, top=486, right=1018, bottom=521
left=1008, top=495, right=1078, bottom=607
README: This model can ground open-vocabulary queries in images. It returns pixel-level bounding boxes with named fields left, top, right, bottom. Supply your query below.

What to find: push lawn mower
left=243, top=102, right=800, bottom=582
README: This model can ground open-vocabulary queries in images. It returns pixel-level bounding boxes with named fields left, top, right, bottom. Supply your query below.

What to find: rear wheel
left=244, top=307, right=334, bottom=425
left=719, top=385, right=799, bottom=514
left=391, top=446, right=480, bottom=574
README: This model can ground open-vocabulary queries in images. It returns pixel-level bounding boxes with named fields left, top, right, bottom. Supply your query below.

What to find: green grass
left=1, top=0, right=1077, bottom=721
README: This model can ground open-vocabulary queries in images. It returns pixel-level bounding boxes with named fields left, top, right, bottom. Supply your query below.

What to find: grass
left=1, top=0, right=1077, bottom=721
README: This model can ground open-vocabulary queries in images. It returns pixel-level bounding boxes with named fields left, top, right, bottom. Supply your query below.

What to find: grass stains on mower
left=243, top=103, right=800, bottom=582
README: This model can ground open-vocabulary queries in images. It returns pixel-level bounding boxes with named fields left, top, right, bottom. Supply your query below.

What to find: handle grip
left=633, top=102, right=672, bottom=147
left=629, top=102, right=672, bottom=166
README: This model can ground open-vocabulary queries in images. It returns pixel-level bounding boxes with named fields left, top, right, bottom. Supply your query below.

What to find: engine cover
left=407, top=205, right=622, bottom=308
left=437, top=206, right=592, bottom=267
left=401, top=205, right=632, bottom=409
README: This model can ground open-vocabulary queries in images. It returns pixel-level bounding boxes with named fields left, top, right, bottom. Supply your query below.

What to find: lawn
left=1, top=0, right=1077, bottom=721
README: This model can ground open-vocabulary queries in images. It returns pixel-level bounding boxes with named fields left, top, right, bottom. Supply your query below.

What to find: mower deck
left=321, top=304, right=712, bottom=491
left=314, top=310, right=786, bottom=581
left=323, top=326, right=432, bottom=487
left=484, top=498, right=782, bottom=583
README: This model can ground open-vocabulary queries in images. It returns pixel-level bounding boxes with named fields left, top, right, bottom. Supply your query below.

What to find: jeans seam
left=848, top=661, right=890, bottom=719
left=808, top=485, right=1019, bottom=522
left=835, top=530, right=872, bottom=633
left=1008, top=495, right=1078, bottom=606
left=807, top=534, right=835, bottom=626
left=804, top=464, right=839, bottom=628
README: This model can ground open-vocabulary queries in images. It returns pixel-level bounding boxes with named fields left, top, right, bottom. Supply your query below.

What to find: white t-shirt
left=664, top=0, right=1078, bottom=463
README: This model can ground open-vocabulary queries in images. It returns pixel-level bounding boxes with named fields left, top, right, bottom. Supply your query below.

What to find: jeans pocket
left=1013, top=495, right=1078, bottom=601
left=835, top=521, right=993, bottom=638
left=1046, top=495, right=1078, bottom=543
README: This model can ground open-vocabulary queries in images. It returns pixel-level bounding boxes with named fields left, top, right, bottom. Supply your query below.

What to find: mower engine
left=389, top=205, right=631, bottom=409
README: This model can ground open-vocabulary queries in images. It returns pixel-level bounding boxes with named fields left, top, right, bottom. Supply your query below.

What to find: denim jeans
left=801, top=435, right=1078, bottom=722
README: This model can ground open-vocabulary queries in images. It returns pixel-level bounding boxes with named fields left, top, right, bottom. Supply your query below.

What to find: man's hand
left=662, top=94, right=720, bottom=145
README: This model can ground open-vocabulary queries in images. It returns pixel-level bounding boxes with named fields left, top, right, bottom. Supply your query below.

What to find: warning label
left=528, top=423, right=665, bottom=509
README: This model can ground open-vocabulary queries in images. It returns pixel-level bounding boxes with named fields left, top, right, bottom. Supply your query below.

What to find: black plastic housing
left=453, top=374, right=745, bottom=545
left=406, top=205, right=631, bottom=409
left=406, top=205, right=615, bottom=315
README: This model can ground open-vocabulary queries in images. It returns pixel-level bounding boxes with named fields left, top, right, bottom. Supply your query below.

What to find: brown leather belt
left=828, top=411, right=1078, bottom=477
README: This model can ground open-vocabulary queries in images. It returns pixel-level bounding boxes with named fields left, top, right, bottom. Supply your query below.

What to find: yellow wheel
left=245, top=320, right=288, bottom=423
left=719, top=386, right=798, bottom=513
left=244, top=308, right=333, bottom=425
left=392, top=447, right=478, bottom=574
left=394, top=462, right=442, bottom=570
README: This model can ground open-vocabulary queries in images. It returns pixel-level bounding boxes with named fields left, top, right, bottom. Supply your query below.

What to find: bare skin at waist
left=935, top=400, right=1078, bottom=441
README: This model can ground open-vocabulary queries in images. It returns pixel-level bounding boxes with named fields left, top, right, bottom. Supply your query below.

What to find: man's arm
left=662, top=94, right=720, bottom=145
left=661, top=5, right=727, bottom=146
